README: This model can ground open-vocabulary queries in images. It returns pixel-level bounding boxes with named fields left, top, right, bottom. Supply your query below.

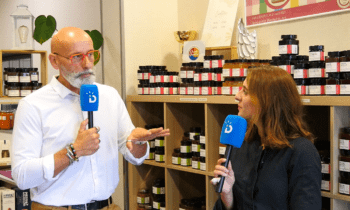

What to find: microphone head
left=80, top=84, right=99, bottom=111
left=220, top=115, right=247, bottom=148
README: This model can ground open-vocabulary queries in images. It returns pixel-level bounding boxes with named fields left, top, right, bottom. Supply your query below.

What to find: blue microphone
left=216, top=115, right=247, bottom=193
left=80, top=84, right=99, bottom=128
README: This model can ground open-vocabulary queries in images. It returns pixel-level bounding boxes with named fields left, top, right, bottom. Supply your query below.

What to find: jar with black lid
left=194, top=68, right=202, bottom=82
left=7, top=82, right=20, bottom=97
left=146, top=148, right=155, bottom=160
left=340, top=72, right=350, bottom=95
left=309, top=45, right=324, bottom=61
left=326, top=51, right=341, bottom=73
left=339, top=171, right=350, bottom=195
left=279, top=35, right=299, bottom=55
left=153, top=195, right=165, bottom=210
left=137, top=189, right=151, bottom=205
left=180, top=199, right=191, bottom=210
left=194, top=81, right=202, bottom=95
left=326, top=73, right=341, bottom=95
left=190, top=127, right=201, bottom=140
left=340, top=50, right=350, bottom=73
left=153, top=178, right=165, bottom=196
left=169, top=83, right=179, bottom=95
left=222, top=60, right=234, bottom=77
left=187, top=63, right=195, bottom=79
left=280, top=54, right=297, bottom=61
left=7, top=68, right=19, bottom=83
left=168, top=72, right=179, bottom=83
left=155, top=147, right=164, bottom=163
left=3, top=68, right=9, bottom=82
left=309, top=78, right=326, bottom=96
left=172, top=148, right=181, bottom=165
left=340, top=127, right=350, bottom=157
left=20, top=83, right=32, bottom=97
left=201, top=68, right=215, bottom=81
left=181, top=152, right=192, bottom=166
left=192, top=135, right=201, bottom=153
left=309, top=61, right=326, bottom=78
left=278, top=59, right=296, bottom=75
left=211, top=55, right=225, bottom=68
left=159, top=201, right=165, bottom=210
left=200, top=157, right=206, bottom=171
left=200, top=143, right=206, bottom=157
left=181, top=133, right=192, bottom=154
left=204, top=56, right=212, bottom=69
left=192, top=152, right=200, bottom=169
left=202, top=81, right=214, bottom=95
left=294, top=79, right=309, bottom=95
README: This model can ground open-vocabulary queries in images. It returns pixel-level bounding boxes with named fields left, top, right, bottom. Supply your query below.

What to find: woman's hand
left=212, top=158, right=235, bottom=194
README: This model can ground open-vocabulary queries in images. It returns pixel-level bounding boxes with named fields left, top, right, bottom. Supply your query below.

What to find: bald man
left=12, top=27, right=169, bottom=210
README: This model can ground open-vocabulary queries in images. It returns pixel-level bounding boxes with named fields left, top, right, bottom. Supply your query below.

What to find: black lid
left=192, top=152, right=200, bottom=157
left=279, top=39, right=299, bottom=45
left=328, top=51, right=341, bottom=57
left=281, top=35, right=297, bottom=39
left=280, top=54, right=297, bottom=60
left=309, top=61, right=325, bottom=68
left=174, top=148, right=180, bottom=153
left=204, top=56, right=212, bottom=60
left=194, top=62, right=204, bottom=67
left=202, top=81, right=215, bottom=86
left=218, top=55, right=224, bottom=59
left=294, top=79, right=309, bottom=85
left=202, top=68, right=211, bottom=73
left=310, top=78, right=326, bottom=85
left=241, top=59, right=248, bottom=63
left=7, top=82, right=19, bottom=86
left=200, top=130, right=205, bottom=136
left=309, top=45, right=324, bottom=51
left=214, top=68, right=223, bottom=73
left=215, top=81, right=223, bottom=86
left=32, top=82, right=42, bottom=87
left=7, top=68, right=18, bottom=72
left=190, top=127, right=202, bottom=133
left=341, top=50, right=350, bottom=57
left=194, top=135, right=200, bottom=140
left=224, top=77, right=236, bottom=82
left=20, top=83, right=32, bottom=87
left=194, top=81, right=202, bottom=86
left=297, top=55, right=309, bottom=61
left=342, top=72, right=350, bottom=80
left=169, top=83, right=179, bottom=87
left=294, top=63, right=309, bottom=69
left=169, top=71, right=179, bottom=76
left=327, top=72, right=342, bottom=79
left=155, top=146, right=164, bottom=153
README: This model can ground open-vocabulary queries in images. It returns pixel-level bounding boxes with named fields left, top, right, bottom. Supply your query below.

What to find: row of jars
left=325, top=50, right=350, bottom=73
left=4, top=68, right=39, bottom=83
left=4, top=82, right=42, bottom=97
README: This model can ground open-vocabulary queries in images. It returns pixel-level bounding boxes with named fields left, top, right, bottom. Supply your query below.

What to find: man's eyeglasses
left=54, top=50, right=100, bottom=65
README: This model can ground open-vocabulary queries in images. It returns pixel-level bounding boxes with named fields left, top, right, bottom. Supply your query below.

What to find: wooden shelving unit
left=127, top=95, right=350, bottom=210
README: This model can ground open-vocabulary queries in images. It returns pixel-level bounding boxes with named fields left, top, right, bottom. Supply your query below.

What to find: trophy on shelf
left=174, top=30, right=197, bottom=54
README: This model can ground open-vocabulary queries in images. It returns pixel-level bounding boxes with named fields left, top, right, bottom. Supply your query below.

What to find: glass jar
left=7, top=82, right=20, bottom=97
left=187, top=63, right=195, bottom=79
left=194, top=68, right=202, bottom=82
left=201, top=68, right=215, bottom=81
left=202, top=81, right=214, bottom=95
left=189, top=127, right=201, bottom=140
left=153, top=195, right=165, bottom=210
left=181, top=152, right=192, bottom=166
left=326, top=73, right=341, bottom=95
left=169, top=72, right=179, bottom=83
left=232, top=59, right=248, bottom=77
left=155, top=137, right=164, bottom=147
left=278, top=59, right=296, bottom=75
left=309, top=61, right=326, bottom=78
left=309, top=45, right=324, bottom=62
left=181, top=134, right=192, bottom=154
left=339, top=171, right=350, bottom=195
left=153, top=178, right=165, bottom=195
left=200, top=143, right=206, bottom=157
left=211, top=55, right=225, bottom=68
left=200, top=130, right=205, bottom=145
left=279, top=35, right=299, bottom=55
left=222, top=60, right=234, bottom=78
left=215, top=81, right=223, bottom=95
left=7, top=68, right=19, bottom=83
left=172, top=148, right=181, bottom=165
left=194, top=81, right=202, bottom=95
left=200, top=157, right=206, bottom=171
left=294, top=79, right=309, bottom=95
left=180, top=79, right=194, bottom=95
left=321, top=173, right=331, bottom=191
left=155, top=146, right=165, bottom=163
left=296, top=55, right=309, bottom=64
left=340, top=127, right=350, bottom=157
left=3, top=68, right=9, bottom=82
left=192, top=135, right=201, bottom=153
left=137, top=189, right=151, bottom=205
left=192, top=152, right=200, bottom=169
left=340, top=72, right=350, bottom=96
left=309, top=78, right=326, bottom=96
left=340, top=50, right=350, bottom=73
left=293, top=63, right=309, bottom=79
left=326, top=51, right=341, bottom=73
left=204, top=56, right=212, bottom=69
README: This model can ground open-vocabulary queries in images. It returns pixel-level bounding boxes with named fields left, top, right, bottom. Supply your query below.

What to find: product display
left=279, top=35, right=299, bottom=55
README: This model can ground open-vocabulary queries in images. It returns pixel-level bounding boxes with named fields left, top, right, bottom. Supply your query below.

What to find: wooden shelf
left=127, top=95, right=350, bottom=209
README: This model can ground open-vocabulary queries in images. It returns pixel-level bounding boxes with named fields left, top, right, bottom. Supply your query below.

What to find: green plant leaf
left=33, top=15, right=56, bottom=45
left=94, top=51, right=100, bottom=66
left=85, top=30, right=103, bottom=50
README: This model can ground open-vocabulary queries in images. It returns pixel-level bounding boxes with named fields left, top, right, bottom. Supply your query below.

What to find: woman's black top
left=214, top=135, right=321, bottom=210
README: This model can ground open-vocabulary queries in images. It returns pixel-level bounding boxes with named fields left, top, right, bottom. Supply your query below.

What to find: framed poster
left=246, top=0, right=350, bottom=27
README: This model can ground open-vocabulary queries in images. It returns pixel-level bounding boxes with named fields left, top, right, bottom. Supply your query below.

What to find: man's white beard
left=61, top=66, right=96, bottom=88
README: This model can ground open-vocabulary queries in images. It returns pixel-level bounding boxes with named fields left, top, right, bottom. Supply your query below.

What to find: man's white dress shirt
left=12, top=76, right=149, bottom=206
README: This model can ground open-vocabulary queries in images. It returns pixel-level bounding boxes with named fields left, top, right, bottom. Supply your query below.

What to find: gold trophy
left=174, top=30, right=197, bottom=54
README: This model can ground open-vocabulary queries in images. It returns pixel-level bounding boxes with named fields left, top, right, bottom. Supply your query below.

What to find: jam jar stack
left=152, top=178, right=165, bottom=210
left=144, top=124, right=164, bottom=161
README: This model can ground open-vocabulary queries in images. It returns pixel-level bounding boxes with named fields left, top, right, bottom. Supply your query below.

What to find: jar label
left=194, top=73, right=199, bottom=81
left=155, top=75, right=161, bottom=83
left=222, top=86, right=232, bottom=95
left=200, top=162, right=206, bottom=171
left=296, top=85, right=309, bottom=95
left=340, top=85, right=350, bottom=95
left=160, top=207, right=165, bottom=210
left=137, top=196, right=150, bottom=204
left=309, top=51, right=324, bottom=61
left=340, top=62, right=350, bottom=72
left=216, top=73, right=223, bottom=82
left=187, top=71, right=194, bottom=79
left=192, top=160, right=199, bottom=169
left=321, top=163, right=330, bottom=174
left=223, top=68, right=232, bottom=77
left=339, top=161, right=350, bottom=172
left=219, top=146, right=226, bottom=155
left=169, top=87, right=178, bottom=95
left=213, top=87, right=217, bottom=95
left=149, top=88, right=154, bottom=95
left=4, top=74, right=7, bottom=81
left=169, top=75, right=178, bottom=83
left=180, top=87, right=186, bottom=95
left=163, top=76, right=169, bottom=83
left=155, top=87, right=161, bottom=95
left=138, top=87, right=143, bottom=95
left=200, top=136, right=205, bottom=144
left=163, top=87, right=169, bottom=95
left=150, top=141, right=155, bottom=148
left=232, top=86, right=242, bottom=95
left=326, top=84, right=340, bottom=95
left=155, top=139, right=164, bottom=147
left=279, top=65, right=294, bottom=74
left=155, top=154, right=164, bottom=162
left=204, top=60, right=210, bottom=68
left=192, top=144, right=200, bottom=152
left=181, top=145, right=191, bottom=153
left=231, top=68, right=247, bottom=77
left=293, top=69, right=308, bottom=79
left=152, top=187, right=165, bottom=194
left=200, top=149, right=206, bottom=157
left=144, top=73, right=149, bottom=80
left=340, top=139, right=350, bottom=150
left=321, top=180, right=330, bottom=191
left=194, top=87, right=201, bottom=95
left=309, top=85, right=325, bottom=95
left=20, top=76, right=31, bottom=83
left=31, top=74, right=39, bottom=81
left=149, top=75, right=154, bottom=83
left=181, top=158, right=191, bottom=166
left=189, top=132, right=196, bottom=140
left=21, top=90, right=32, bottom=97
left=8, top=76, right=19, bottom=83
left=8, top=90, right=20, bottom=97
left=146, top=152, right=154, bottom=160
left=212, top=60, right=222, bottom=68
left=202, top=73, right=214, bottom=81
left=153, top=201, right=161, bottom=209
left=339, top=183, right=350, bottom=195
left=309, top=68, right=326, bottom=78
left=326, top=62, right=340, bottom=73
left=180, top=71, right=187, bottom=79
left=137, top=73, right=143, bottom=80
left=217, top=87, right=222, bottom=95
left=187, top=87, right=194, bottom=95
left=279, top=45, right=298, bottom=54
left=172, top=156, right=181, bottom=165
left=202, top=87, right=212, bottom=95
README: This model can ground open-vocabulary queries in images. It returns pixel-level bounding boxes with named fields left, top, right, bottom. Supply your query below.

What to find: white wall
left=0, top=0, right=102, bottom=83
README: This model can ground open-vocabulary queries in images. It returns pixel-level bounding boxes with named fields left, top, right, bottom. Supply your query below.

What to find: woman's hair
left=245, top=65, right=314, bottom=149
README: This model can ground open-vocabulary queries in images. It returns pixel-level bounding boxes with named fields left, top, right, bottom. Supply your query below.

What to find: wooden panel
left=207, top=175, right=217, bottom=210
left=128, top=102, right=164, bottom=128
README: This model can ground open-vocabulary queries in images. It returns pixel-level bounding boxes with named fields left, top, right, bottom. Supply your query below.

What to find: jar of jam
left=7, top=68, right=19, bottom=83
left=200, top=143, right=206, bottom=157
left=326, top=51, right=341, bottom=73
left=181, top=152, right=192, bottom=166
left=137, top=189, right=151, bottom=205
left=339, top=171, right=350, bottom=195
left=321, top=173, right=331, bottom=191
left=19, top=68, right=31, bottom=83
left=309, top=78, right=326, bottom=96
left=169, top=83, right=179, bottom=95
left=293, top=63, right=309, bottom=79
left=340, top=156, right=350, bottom=174
left=215, top=81, right=223, bottom=95
left=222, top=60, right=235, bottom=78
left=194, top=68, right=202, bottom=82
left=340, top=127, right=350, bottom=157
left=172, top=148, right=181, bottom=165
left=340, top=50, right=350, bottom=72
left=194, top=81, right=202, bottom=95
left=192, top=135, right=201, bottom=153
left=153, top=178, right=165, bottom=195
left=309, top=45, right=324, bottom=62
left=7, top=83, right=20, bottom=97
left=200, top=130, right=205, bottom=145
left=309, top=61, right=326, bottom=78
left=169, top=72, right=179, bottom=83
left=181, top=134, right=192, bottom=154
left=278, top=59, right=296, bottom=75
left=294, top=79, right=309, bottom=95
left=202, top=81, right=214, bottom=95
left=201, top=68, right=215, bottom=81
left=211, top=55, right=225, bottom=68
left=192, top=152, right=200, bottom=169
left=279, top=35, right=299, bottom=55
left=232, top=59, right=248, bottom=77
left=326, top=73, right=341, bottom=95
left=155, top=147, right=165, bottom=163
left=200, top=157, right=206, bottom=171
